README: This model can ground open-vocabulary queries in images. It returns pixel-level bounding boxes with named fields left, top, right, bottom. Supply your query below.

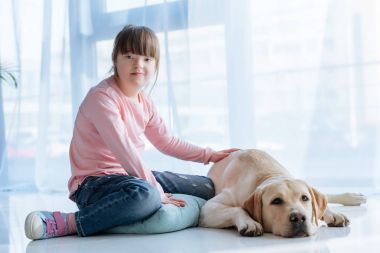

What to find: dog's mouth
left=280, top=224, right=310, bottom=238
left=288, top=229, right=308, bottom=238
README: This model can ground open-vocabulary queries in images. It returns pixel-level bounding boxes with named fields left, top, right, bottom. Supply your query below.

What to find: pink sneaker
left=25, top=211, right=71, bottom=240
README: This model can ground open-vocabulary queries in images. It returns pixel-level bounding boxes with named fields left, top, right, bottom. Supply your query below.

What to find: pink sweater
left=68, top=76, right=214, bottom=199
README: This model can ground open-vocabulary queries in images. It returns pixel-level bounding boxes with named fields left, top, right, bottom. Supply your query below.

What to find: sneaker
left=25, top=211, right=71, bottom=240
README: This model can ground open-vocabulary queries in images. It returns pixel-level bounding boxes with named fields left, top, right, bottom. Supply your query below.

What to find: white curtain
left=0, top=0, right=379, bottom=193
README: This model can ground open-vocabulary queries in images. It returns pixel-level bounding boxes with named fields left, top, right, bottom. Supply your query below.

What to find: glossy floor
left=1, top=192, right=379, bottom=253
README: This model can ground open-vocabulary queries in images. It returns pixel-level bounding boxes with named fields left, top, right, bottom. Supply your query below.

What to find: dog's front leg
left=199, top=193, right=263, bottom=236
left=322, top=207, right=350, bottom=227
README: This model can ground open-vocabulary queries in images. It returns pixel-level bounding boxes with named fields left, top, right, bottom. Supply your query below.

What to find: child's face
left=115, top=52, right=156, bottom=90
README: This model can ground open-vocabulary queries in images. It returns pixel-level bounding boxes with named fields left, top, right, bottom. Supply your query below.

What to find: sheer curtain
left=0, top=0, right=379, bottom=193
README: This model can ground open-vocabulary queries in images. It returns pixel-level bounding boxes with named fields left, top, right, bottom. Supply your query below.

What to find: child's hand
left=162, top=193, right=186, bottom=207
left=209, top=148, right=240, bottom=163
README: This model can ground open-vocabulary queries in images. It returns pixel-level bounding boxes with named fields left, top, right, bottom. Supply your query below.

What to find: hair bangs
left=114, top=26, right=159, bottom=61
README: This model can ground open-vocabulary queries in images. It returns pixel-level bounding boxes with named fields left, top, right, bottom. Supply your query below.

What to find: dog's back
left=208, top=149, right=292, bottom=197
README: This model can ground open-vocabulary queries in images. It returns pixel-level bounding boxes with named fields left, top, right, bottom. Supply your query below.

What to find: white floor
left=1, top=192, right=380, bottom=253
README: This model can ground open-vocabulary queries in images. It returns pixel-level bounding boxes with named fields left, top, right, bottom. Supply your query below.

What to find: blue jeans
left=72, top=171, right=214, bottom=236
left=152, top=171, right=214, bottom=200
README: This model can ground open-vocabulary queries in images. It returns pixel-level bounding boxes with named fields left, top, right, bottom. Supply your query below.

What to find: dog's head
left=243, top=179, right=327, bottom=237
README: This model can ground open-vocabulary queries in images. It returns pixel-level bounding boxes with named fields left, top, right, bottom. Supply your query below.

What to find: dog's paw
left=237, top=219, right=263, bottom=237
left=323, top=211, right=350, bottom=227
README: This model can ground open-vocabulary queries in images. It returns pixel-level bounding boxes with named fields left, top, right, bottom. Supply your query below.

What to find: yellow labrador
left=199, top=149, right=366, bottom=237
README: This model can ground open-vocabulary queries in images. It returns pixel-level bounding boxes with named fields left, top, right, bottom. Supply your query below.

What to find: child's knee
left=141, top=183, right=161, bottom=209
left=121, top=179, right=161, bottom=212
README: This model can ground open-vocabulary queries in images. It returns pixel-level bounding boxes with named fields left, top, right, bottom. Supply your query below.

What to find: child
left=24, top=25, right=238, bottom=240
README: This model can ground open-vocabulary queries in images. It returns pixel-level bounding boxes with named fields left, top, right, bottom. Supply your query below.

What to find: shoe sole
left=25, top=211, right=44, bottom=240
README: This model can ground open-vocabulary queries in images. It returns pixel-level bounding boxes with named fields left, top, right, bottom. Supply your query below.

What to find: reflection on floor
left=1, top=192, right=379, bottom=253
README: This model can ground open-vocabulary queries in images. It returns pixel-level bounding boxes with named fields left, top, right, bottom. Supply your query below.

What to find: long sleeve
left=86, top=91, right=165, bottom=197
left=144, top=99, right=214, bottom=164
left=68, top=78, right=166, bottom=198
left=68, top=76, right=215, bottom=198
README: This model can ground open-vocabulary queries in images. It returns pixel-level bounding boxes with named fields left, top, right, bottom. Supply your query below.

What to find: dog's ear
left=242, top=188, right=263, bottom=224
left=308, top=186, right=328, bottom=225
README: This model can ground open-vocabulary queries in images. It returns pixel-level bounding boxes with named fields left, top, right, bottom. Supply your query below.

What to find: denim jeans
left=152, top=171, right=214, bottom=200
left=72, top=171, right=215, bottom=236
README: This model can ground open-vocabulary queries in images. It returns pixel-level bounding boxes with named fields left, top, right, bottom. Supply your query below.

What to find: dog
left=199, top=149, right=366, bottom=237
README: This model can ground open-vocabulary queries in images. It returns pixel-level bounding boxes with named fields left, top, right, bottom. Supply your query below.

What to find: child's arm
left=145, top=101, right=238, bottom=164
left=144, top=106, right=212, bottom=164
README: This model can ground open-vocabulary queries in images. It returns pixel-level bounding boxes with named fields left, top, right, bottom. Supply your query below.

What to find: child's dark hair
left=112, top=25, right=160, bottom=83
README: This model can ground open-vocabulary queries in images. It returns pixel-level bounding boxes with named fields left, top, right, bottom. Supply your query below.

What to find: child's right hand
left=162, top=193, right=186, bottom=207
left=209, top=148, right=240, bottom=163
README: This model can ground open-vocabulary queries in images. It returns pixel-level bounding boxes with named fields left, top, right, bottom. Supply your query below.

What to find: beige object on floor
left=199, top=149, right=366, bottom=237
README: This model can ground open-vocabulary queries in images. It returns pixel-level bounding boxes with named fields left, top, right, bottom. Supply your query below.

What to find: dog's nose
left=289, top=212, right=306, bottom=225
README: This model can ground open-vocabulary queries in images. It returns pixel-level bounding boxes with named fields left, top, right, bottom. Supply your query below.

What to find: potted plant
left=0, top=65, right=18, bottom=88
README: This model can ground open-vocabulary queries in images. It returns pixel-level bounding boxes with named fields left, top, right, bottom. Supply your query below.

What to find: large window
left=0, top=0, right=379, bottom=192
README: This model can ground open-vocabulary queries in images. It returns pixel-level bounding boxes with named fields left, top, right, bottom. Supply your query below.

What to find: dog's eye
left=302, top=195, right=309, bottom=201
left=271, top=198, right=283, bottom=205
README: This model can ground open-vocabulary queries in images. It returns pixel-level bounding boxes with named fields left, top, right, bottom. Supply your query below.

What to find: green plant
left=0, top=65, right=18, bottom=88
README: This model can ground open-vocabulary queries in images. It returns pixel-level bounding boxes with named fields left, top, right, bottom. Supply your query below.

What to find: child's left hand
left=209, top=148, right=240, bottom=163
left=162, top=193, right=186, bottom=207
